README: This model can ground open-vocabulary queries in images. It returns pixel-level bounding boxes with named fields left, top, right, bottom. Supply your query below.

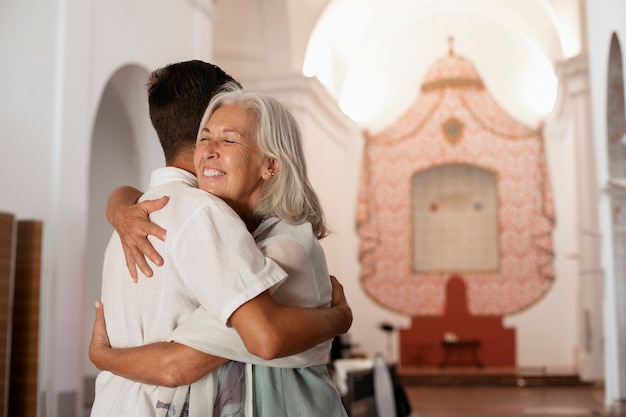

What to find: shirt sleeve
left=262, top=238, right=331, bottom=308
left=172, top=202, right=287, bottom=325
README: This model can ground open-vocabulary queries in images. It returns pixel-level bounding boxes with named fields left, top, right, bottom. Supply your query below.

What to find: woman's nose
left=202, top=143, right=217, bottom=159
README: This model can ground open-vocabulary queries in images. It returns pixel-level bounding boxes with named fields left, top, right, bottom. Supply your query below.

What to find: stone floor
left=392, top=366, right=616, bottom=417
left=338, top=363, right=618, bottom=417
left=404, top=384, right=609, bottom=417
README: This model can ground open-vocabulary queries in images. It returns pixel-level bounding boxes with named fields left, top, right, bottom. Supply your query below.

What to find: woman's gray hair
left=197, top=82, right=329, bottom=239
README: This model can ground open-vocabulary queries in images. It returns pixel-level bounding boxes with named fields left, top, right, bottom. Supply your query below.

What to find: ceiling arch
left=304, top=0, right=581, bottom=131
left=214, top=0, right=582, bottom=132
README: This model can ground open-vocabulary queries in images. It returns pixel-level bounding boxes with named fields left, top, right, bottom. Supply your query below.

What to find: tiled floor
left=404, top=385, right=609, bottom=417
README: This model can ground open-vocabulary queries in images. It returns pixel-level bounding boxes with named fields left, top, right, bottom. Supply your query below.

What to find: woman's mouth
left=202, top=168, right=225, bottom=177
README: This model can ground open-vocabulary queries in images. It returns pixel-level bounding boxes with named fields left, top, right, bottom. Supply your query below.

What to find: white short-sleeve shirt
left=90, top=167, right=287, bottom=417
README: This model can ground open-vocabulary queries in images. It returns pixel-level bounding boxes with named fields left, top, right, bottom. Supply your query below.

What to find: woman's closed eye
left=199, top=135, right=238, bottom=145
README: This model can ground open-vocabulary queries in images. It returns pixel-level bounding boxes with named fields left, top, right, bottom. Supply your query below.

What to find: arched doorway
left=605, top=32, right=626, bottom=409
left=82, top=64, right=160, bottom=411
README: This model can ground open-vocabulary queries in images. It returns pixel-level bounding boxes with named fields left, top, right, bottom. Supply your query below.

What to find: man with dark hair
left=90, top=60, right=351, bottom=416
left=147, top=61, right=242, bottom=164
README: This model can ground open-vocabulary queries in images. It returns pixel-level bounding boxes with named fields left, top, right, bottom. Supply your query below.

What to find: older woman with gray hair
left=90, top=84, right=348, bottom=416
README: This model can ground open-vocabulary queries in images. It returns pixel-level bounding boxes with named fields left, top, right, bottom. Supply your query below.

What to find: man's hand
left=107, top=187, right=168, bottom=281
left=330, top=275, right=353, bottom=334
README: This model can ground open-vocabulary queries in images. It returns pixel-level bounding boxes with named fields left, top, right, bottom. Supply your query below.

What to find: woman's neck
left=241, top=213, right=259, bottom=232
left=230, top=205, right=259, bottom=233
left=224, top=193, right=262, bottom=232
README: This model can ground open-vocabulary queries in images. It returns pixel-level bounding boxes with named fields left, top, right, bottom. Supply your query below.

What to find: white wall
left=585, top=0, right=626, bottom=411
left=502, top=54, right=586, bottom=372
left=1, top=2, right=57, bottom=218
left=1, top=0, right=216, bottom=415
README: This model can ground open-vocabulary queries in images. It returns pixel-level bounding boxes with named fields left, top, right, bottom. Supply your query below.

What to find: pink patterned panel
left=357, top=71, right=554, bottom=316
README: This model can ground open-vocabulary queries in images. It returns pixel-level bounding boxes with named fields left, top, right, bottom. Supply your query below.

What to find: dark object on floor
left=344, top=361, right=412, bottom=417
left=390, top=366, right=411, bottom=417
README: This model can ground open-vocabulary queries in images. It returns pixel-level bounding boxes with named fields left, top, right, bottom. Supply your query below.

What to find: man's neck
left=167, top=153, right=195, bottom=175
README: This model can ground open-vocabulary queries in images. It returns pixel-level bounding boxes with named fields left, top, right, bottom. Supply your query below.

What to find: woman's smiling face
left=194, top=102, right=269, bottom=215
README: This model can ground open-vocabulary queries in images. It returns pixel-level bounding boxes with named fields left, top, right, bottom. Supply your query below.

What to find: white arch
left=303, top=0, right=577, bottom=130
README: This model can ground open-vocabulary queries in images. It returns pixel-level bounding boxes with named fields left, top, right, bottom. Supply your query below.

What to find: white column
left=602, top=184, right=626, bottom=414
left=552, top=55, right=605, bottom=382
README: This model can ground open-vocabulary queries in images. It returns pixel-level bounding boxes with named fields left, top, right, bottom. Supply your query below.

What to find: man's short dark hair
left=147, top=60, right=241, bottom=163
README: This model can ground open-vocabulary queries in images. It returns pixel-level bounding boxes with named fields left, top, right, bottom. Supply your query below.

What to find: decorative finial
left=448, top=35, right=454, bottom=56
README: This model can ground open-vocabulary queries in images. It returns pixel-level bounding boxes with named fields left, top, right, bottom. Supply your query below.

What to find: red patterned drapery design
left=356, top=53, right=555, bottom=316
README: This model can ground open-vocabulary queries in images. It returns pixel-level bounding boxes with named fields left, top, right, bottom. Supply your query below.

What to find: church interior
left=1, top=0, right=626, bottom=416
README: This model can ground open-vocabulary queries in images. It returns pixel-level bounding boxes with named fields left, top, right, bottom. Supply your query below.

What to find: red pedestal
left=400, top=276, right=516, bottom=367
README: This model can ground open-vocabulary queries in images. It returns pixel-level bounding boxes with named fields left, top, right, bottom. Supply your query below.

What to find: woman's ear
left=262, top=158, right=279, bottom=180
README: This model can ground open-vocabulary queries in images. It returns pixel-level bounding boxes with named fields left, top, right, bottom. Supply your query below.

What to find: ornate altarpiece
left=356, top=49, right=555, bottom=316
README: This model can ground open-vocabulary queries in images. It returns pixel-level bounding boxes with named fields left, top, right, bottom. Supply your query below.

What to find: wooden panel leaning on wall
left=9, top=220, right=42, bottom=417
left=0, top=212, right=16, bottom=417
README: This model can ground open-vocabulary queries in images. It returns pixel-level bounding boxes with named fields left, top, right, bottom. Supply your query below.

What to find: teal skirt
left=252, top=365, right=348, bottom=417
